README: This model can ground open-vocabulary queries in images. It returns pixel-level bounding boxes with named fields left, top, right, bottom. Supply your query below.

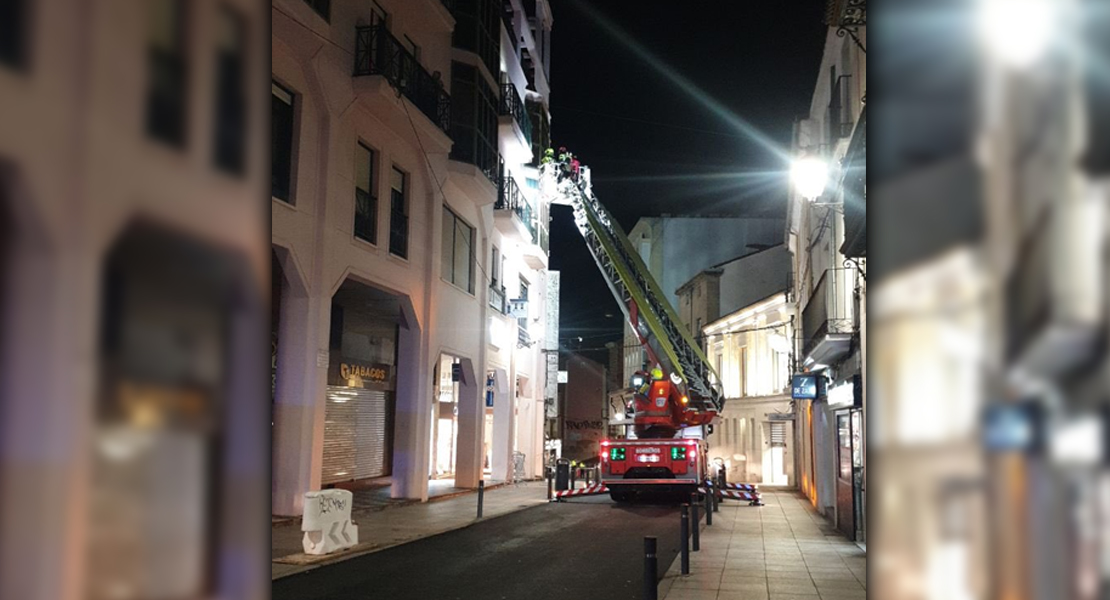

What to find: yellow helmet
left=650, top=367, right=664, bottom=380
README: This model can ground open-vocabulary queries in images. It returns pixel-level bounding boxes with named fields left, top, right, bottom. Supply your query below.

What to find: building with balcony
left=271, top=0, right=556, bottom=520
left=784, top=0, right=866, bottom=542
left=617, top=215, right=785, bottom=386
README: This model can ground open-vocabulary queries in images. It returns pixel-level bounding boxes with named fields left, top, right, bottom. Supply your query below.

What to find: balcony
left=499, top=81, right=533, bottom=151
left=518, top=324, right=531, bottom=348
left=489, top=282, right=508, bottom=314
left=1006, top=201, right=1102, bottom=378
left=494, top=165, right=536, bottom=244
left=354, top=25, right=451, bottom=135
left=801, top=267, right=855, bottom=366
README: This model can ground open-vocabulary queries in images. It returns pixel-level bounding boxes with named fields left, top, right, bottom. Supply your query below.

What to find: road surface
left=273, top=496, right=697, bottom=600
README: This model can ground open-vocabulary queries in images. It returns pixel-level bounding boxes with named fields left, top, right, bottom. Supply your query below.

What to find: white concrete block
left=301, top=489, right=358, bottom=555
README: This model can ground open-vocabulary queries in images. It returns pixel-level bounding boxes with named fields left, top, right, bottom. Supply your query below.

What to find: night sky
left=545, top=0, right=828, bottom=361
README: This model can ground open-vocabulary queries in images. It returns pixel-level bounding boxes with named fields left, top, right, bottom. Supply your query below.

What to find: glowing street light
left=978, top=0, right=1057, bottom=69
left=791, top=156, right=829, bottom=200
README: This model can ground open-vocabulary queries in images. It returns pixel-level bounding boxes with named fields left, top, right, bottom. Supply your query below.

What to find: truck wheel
left=610, top=491, right=632, bottom=503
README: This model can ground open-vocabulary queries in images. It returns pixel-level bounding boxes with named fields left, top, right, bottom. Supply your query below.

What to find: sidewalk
left=272, top=480, right=549, bottom=580
left=657, top=491, right=866, bottom=600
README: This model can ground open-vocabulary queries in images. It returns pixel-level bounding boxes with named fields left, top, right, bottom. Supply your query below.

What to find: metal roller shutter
left=322, top=386, right=393, bottom=484
left=770, top=422, right=787, bottom=447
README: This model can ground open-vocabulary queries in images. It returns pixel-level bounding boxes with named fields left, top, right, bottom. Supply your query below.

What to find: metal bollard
left=680, top=505, right=690, bottom=575
left=690, top=493, right=700, bottom=552
left=547, top=473, right=553, bottom=500
left=705, top=488, right=713, bottom=526
left=643, top=536, right=658, bottom=600
left=571, top=467, right=577, bottom=489
left=477, top=480, right=485, bottom=519
left=713, top=485, right=720, bottom=512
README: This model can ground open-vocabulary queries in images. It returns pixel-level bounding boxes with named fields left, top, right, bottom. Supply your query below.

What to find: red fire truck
left=541, top=153, right=725, bottom=503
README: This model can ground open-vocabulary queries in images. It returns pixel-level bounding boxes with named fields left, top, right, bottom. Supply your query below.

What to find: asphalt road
left=272, top=496, right=692, bottom=600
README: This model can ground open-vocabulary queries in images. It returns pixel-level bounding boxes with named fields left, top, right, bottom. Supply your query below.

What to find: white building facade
left=786, top=9, right=866, bottom=542
left=702, top=292, right=796, bottom=486
left=271, top=0, right=555, bottom=517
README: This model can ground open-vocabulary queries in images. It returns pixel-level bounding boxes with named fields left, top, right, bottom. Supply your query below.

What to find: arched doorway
left=323, top=278, right=404, bottom=485
left=90, top=222, right=242, bottom=600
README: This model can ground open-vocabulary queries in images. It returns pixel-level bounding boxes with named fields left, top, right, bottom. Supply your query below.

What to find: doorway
left=836, top=410, right=856, bottom=540
left=430, top=354, right=460, bottom=479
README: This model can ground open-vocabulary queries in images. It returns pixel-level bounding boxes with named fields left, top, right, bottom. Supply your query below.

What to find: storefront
left=322, top=280, right=400, bottom=485
left=431, top=354, right=462, bottom=479
left=91, top=224, right=235, bottom=599
left=829, top=376, right=863, bottom=541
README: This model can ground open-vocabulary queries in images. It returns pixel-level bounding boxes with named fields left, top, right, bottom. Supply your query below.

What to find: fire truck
left=540, top=152, right=725, bottom=503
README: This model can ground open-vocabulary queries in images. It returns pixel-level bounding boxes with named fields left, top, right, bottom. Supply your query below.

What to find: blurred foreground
left=0, top=1, right=268, bottom=599
left=871, top=1, right=1110, bottom=599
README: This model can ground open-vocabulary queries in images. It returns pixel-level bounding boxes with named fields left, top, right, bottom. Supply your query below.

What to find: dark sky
left=545, top=0, right=828, bottom=363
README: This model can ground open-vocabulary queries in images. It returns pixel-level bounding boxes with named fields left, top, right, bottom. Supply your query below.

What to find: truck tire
left=610, top=491, right=632, bottom=503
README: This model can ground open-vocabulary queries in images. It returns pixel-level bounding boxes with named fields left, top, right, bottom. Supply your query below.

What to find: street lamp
left=978, top=0, right=1057, bottom=69
left=791, top=156, right=829, bottom=201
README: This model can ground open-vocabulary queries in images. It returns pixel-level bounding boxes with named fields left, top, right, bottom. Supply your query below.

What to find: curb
left=272, top=481, right=544, bottom=579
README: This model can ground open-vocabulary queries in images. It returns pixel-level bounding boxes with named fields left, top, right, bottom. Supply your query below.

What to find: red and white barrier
left=553, top=484, right=609, bottom=500
left=699, top=485, right=763, bottom=504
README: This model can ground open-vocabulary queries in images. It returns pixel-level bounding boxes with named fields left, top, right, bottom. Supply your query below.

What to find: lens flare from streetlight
left=978, top=0, right=1056, bottom=69
left=791, top=157, right=829, bottom=200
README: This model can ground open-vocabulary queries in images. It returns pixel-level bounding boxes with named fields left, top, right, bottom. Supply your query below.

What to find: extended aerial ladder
left=539, top=154, right=725, bottom=431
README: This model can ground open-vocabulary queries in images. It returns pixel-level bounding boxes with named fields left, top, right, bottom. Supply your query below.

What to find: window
left=213, top=6, right=246, bottom=174
left=302, top=0, right=329, bottom=21
left=737, top=346, right=747, bottom=397
left=450, top=62, right=499, bottom=182
left=491, top=246, right=499, bottom=285
left=517, top=277, right=529, bottom=330
left=389, top=167, right=409, bottom=258
left=441, top=206, right=475, bottom=293
left=355, top=143, right=377, bottom=244
left=271, top=81, right=295, bottom=203
left=0, top=0, right=26, bottom=69
left=146, top=0, right=188, bottom=146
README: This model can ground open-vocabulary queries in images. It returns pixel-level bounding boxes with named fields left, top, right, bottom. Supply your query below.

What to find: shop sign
left=330, top=359, right=393, bottom=389
left=768, top=412, right=795, bottom=421
left=983, top=402, right=1043, bottom=454
left=791, top=374, right=820, bottom=399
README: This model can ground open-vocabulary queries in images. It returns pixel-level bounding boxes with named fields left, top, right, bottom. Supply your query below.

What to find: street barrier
left=680, top=504, right=690, bottom=575
left=690, top=493, right=700, bottom=551
left=477, top=480, right=485, bottom=519
left=302, top=489, right=358, bottom=555
left=643, top=536, right=658, bottom=600
left=553, top=483, right=608, bottom=500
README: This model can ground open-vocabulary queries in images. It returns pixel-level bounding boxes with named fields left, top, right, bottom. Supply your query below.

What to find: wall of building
left=271, top=0, right=557, bottom=514
left=563, top=353, right=607, bottom=463
left=718, top=245, right=792, bottom=317
left=622, top=216, right=785, bottom=385
left=0, top=1, right=269, bottom=598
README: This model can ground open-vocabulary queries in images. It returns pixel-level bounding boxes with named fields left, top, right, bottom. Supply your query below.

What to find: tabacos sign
left=329, top=359, right=393, bottom=389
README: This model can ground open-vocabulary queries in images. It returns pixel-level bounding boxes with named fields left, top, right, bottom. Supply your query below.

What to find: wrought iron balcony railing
left=489, top=282, right=508, bottom=314
left=496, top=166, right=535, bottom=242
left=354, top=25, right=451, bottom=134
left=499, top=82, right=533, bottom=146
left=518, top=324, right=531, bottom=347
left=800, top=267, right=855, bottom=360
